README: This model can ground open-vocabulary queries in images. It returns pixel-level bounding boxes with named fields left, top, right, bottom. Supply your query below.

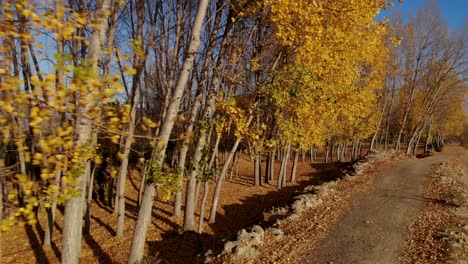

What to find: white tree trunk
left=127, top=1, right=209, bottom=262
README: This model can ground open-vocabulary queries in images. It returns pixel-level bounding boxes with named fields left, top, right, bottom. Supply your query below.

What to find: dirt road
left=298, top=147, right=462, bottom=264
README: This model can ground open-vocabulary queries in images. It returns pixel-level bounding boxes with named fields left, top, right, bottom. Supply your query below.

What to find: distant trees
left=0, top=0, right=465, bottom=262
left=372, top=2, right=467, bottom=154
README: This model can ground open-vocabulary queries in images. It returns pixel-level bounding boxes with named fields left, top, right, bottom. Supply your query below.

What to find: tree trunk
left=254, top=145, right=261, bottom=186
left=235, top=151, right=240, bottom=179
left=276, top=148, right=287, bottom=190
left=84, top=164, right=97, bottom=235
left=424, top=124, right=432, bottom=152
left=281, top=145, right=291, bottom=188
left=208, top=116, right=253, bottom=224
left=172, top=96, right=202, bottom=217
left=108, top=177, right=115, bottom=208
left=310, top=146, right=313, bottom=162
left=269, top=151, right=275, bottom=182
left=128, top=1, right=209, bottom=262
left=340, top=144, right=346, bottom=162
left=265, top=155, right=270, bottom=184
left=0, top=154, right=4, bottom=259
left=395, top=56, right=422, bottom=152
left=183, top=93, right=216, bottom=231
left=43, top=169, right=61, bottom=246
left=197, top=181, right=209, bottom=234
left=62, top=1, right=112, bottom=262
left=330, top=141, right=335, bottom=161
left=370, top=84, right=390, bottom=151
left=325, top=143, right=329, bottom=163
left=116, top=89, right=139, bottom=237
left=137, top=161, right=149, bottom=208
left=290, top=150, right=299, bottom=183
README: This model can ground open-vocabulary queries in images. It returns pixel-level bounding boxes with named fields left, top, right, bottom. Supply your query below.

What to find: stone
left=251, top=225, right=264, bottom=238
left=268, top=228, right=284, bottom=239
left=233, top=246, right=259, bottom=258
left=223, top=241, right=237, bottom=254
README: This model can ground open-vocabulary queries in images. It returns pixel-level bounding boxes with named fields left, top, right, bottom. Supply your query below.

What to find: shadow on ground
left=146, top=161, right=349, bottom=264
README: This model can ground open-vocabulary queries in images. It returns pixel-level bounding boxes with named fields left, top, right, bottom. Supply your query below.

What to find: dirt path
left=298, top=147, right=462, bottom=264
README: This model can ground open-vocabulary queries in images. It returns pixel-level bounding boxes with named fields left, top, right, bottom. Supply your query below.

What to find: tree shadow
left=34, top=220, right=62, bottom=260
left=93, top=198, right=113, bottom=214
left=146, top=161, right=349, bottom=264
left=83, top=233, right=114, bottom=263
left=124, top=200, right=179, bottom=231
left=90, top=215, right=116, bottom=236
left=128, top=169, right=142, bottom=192
left=24, top=224, right=49, bottom=264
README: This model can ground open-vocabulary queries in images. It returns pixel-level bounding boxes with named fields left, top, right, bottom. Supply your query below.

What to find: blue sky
left=378, top=0, right=467, bottom=29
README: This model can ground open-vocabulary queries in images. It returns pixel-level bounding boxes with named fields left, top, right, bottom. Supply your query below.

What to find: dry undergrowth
left=405, top=150, right=468, bottom=264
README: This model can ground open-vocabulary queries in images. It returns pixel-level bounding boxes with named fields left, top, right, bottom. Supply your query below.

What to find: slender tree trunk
left=265, top=155, right=270, bottom=184
left=336, top=144, right=341, bottom=161
left=208, top=116, right=253, bottom=224
left=340, top=144, right=346, bottom=162
left=331, top=142, right=335, bottom=161
left=128, top=1, right=209, bottom=262
left=424, top=124, right=432, bottom=152
left=395, top=56, right=421, bottom=151
left=108, top=178, right=115, bottom=208
left=254, top=145, right=261, bottom=186
left=137, top=161, right=149, bottom=208
left=276, top=148, right=286, bottom=190
left=84, top=164, right=97, bottom=235
left=281, top=145, right=291, bottom=188
left=371, top=84, right=390, bottom=151
left=0, top=154, right=4, bottom=259
left=62, top=1, right=112, bottom=262
left=113, top=177, right=120, bottom=214
left=183, top=93, right=216, bottom=231
left=116, top=88, right=139, bottom=237
left=197, top=181, right=209, bottom=234
left=290, top=150, right=299, bottom=183
left=413, top=131, right=422, bottom=156
left=325, top=143, right=329, bottom=163
left=43, top=169, right=61, bottom=246
left=269, top=151, right=275, bottom=182
left=193, top=180, right=201, bottom=211
left=310, top=146, right=313, bottom=162
left=172, top=97, right=202, bottom=217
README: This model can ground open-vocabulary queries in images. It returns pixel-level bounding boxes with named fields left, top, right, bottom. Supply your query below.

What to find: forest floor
left=4, top=146, right=466, bottom=264
left=2, top=149, right=349, bottom=264
left=216, top=146, right=467, bottom=264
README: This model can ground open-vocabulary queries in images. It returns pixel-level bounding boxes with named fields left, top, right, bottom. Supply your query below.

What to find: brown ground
left=5, top=146, right=460, bottom=264
left=2, top=150, right=347, bottom=264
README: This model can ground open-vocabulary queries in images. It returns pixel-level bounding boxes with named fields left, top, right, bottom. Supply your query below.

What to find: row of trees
left=0, top=0, right=465, bottom=263
left=370, top=2, right=467, bottom=155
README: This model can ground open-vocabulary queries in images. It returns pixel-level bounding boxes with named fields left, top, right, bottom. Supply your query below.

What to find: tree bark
left=254, top=144, right=261, bottom=186
left=290, top=150, right=299, bottom=183
left=281, top=145, right=291, bottom=188
left=197, top=181, right=209, bottom=234
left=208, top=115, right=253, bottom=224
left=62, top=1, right=112, bottom=262
left=183, top=93, right=216, bottom=231
left=127, top=1, right=209, bottom=262
left=276, top=148, right=286, bottom=190
left=173, top=95, right=201, bottom=217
